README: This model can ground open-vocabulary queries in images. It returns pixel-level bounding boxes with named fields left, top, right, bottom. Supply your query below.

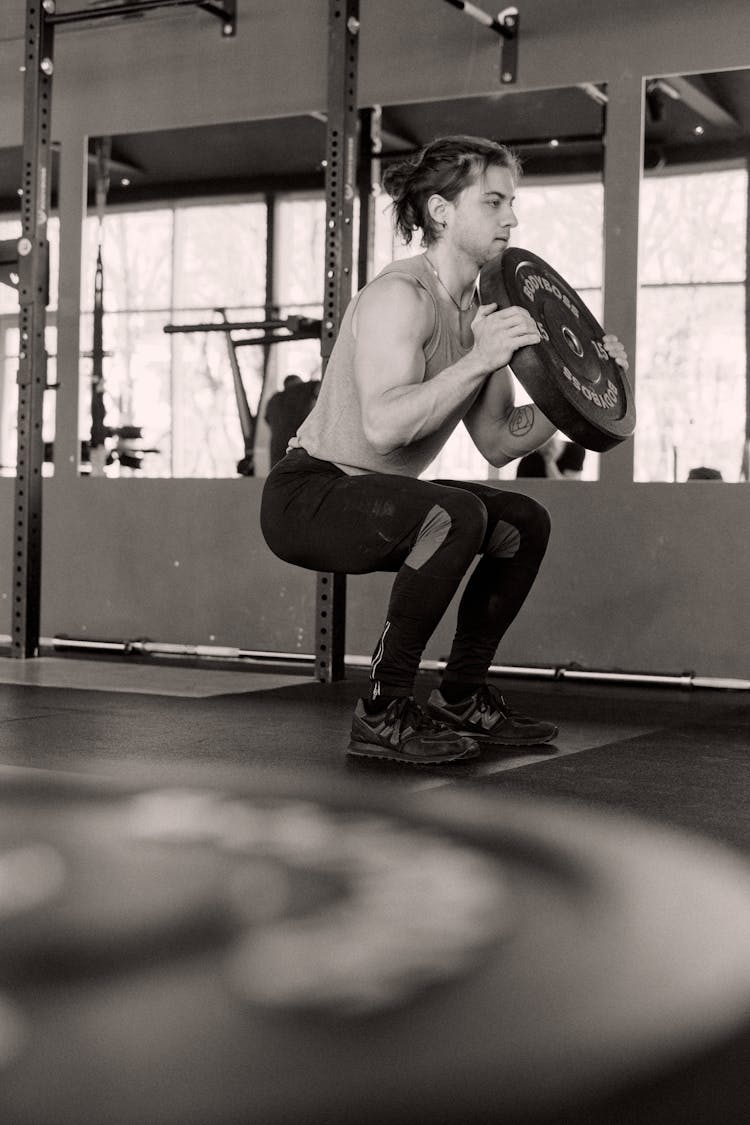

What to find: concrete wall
left=1, top=0, right=749, bottom=677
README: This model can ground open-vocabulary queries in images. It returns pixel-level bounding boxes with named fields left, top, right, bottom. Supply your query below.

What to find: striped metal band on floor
left=0, top=657, right=312, bottom=698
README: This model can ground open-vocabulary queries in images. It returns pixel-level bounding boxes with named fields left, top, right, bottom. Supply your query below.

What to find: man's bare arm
left=353, top=280, right=531, bottom=454
left=464, top=367, right=556, bottom=467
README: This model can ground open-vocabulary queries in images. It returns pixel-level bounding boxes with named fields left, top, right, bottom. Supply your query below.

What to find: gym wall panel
left=2, top=475, right=740, bottom=681
left=393, top=482, right=750, bottom=681
left=33, top=478, right=319, bottom=653
left=345, top=480, right=750, bottom=681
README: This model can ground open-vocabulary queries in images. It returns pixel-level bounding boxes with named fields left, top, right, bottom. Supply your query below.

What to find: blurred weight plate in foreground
left=0, top=767, right=749, bottom=1125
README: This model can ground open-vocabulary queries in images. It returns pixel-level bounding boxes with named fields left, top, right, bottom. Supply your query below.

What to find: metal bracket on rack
left=497, top=6, right=519, bottom=85
left=443, top=2, right=520, bottom=84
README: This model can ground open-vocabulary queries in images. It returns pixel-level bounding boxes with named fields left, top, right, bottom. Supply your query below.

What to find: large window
left=21, top=170, right=745, bottom=486
left=80, top=200, right=268, bottom=476
left=636, top=168, right=747, bottom=482
left=373, top=181, right=605, bottom=481
left=0, top=182, right=607, bottom=483
left=269, top=196, right=326, bottom=382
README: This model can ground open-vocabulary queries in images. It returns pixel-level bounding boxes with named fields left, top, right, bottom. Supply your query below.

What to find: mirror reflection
left=73, top=88, right=606, bottom=480
left=637, top=68, right=749, bottom=482
left=77, top=121, right=327, bottom=479
left=1, top=88, right=609, bottom=480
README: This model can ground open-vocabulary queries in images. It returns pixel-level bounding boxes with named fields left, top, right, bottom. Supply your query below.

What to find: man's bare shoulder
left=354, top=271, right=434, bottom=337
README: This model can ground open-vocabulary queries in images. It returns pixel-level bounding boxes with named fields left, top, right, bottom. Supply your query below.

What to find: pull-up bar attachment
left=42, top=0, right=236, bottom=38
left=443, top=2, right=519, bottom=84
left=163, top=315, right=321, bottom=343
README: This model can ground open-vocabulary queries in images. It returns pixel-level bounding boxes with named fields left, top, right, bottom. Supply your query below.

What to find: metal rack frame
left=11, top=0, right=358, bottom=676
left=10, top=0, right=236, bottom=658
left=443, top=1, right=520, bottom=84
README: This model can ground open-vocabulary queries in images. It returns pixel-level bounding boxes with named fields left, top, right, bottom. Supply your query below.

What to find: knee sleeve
left=484, top=494, right=551, bottom=563
left=405, top=495, right=487, bottom=575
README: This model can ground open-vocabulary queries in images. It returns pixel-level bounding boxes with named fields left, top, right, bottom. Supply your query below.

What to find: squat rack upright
left=9, top=0, right=232, bottom=658
left=315, top=0, right=360, bottom=683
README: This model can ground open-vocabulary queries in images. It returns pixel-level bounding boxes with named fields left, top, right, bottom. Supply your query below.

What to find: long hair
left=381, top=135, right=521, bottom=247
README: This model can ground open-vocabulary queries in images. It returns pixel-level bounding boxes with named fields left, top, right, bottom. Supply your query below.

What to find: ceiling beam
left=663, top=75, right=741, bottom=130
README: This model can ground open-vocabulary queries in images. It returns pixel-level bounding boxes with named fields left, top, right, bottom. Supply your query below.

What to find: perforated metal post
left=315, top=0, right=359, bottom=683
left=356, top=105, right=380, bottom=291
left=13, top=0, right=54, bottom=657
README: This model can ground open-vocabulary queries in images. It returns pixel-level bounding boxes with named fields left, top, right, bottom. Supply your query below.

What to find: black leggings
left=260, top=448, right=551, bottom=698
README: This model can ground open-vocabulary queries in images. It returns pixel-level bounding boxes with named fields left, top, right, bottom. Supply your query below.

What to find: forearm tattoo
left=508, top=404, right=535, bottom=436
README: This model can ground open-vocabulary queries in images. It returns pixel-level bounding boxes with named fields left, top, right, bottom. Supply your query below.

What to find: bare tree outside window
left=80, top=201, right=267, bottom=476
left=637, top=168, right=747, bottom=482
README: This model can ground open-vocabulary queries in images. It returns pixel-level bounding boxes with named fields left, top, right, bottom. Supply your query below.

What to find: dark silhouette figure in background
left=687, top=466, right=723, bottom=481
left=516, top=434, right=586, bottom=479
left=265, top=375, right=319, bottom=467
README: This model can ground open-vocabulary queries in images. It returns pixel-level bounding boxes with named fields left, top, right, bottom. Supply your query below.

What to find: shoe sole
left=347, top=739, right=479, bottom=765
left=427, top=716, right=559, bottom=748
left=473, top=731, right=559, bottom=748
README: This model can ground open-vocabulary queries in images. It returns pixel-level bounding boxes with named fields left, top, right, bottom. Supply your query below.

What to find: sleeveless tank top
left=289, top=254, right=474, bottom=476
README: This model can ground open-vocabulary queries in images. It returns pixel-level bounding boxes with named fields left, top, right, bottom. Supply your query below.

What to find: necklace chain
left=424, top=255, right=476, bottom=313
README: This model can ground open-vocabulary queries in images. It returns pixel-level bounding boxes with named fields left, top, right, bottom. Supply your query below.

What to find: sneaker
left=427, top=683, right=559, bottom=747
left=347, top=696, right=479, bottom=765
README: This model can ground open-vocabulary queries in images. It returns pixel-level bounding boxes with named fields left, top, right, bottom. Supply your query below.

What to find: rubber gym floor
left=1, top=652, right=749, bottom=1124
